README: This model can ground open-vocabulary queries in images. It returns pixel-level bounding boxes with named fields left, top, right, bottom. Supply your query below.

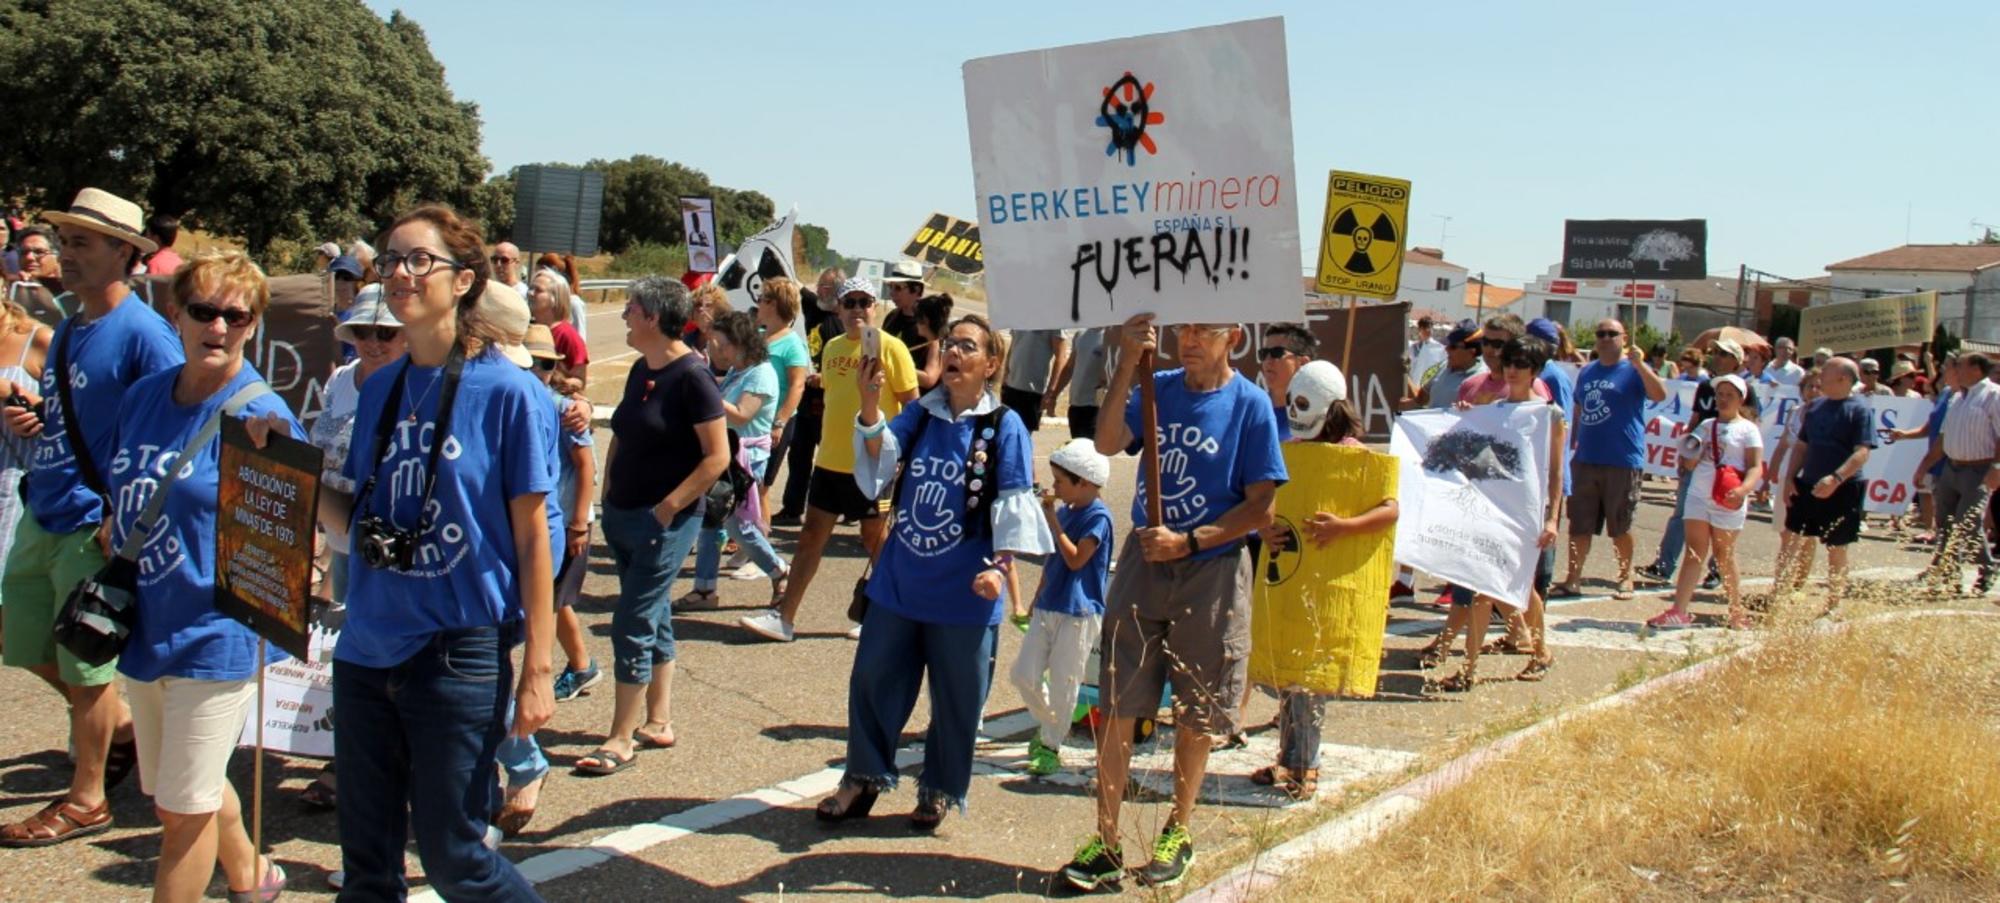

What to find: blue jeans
left=495, top=699, right=547, bottom=791
left=1277, top=690, right=1324, bottom=773
left=333, top=624, right=541, bottom=902
left=602, top=504, right=703, bottom=685
left=845, top=604, right=997, bottom=812
left=692, top=517, right=786, bottom=591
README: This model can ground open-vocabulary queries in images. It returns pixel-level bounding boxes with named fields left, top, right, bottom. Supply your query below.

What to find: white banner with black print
left=1392, top=404, right=1554, bottom=611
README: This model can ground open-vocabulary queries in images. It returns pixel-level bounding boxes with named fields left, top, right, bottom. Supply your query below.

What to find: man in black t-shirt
left=881, top=260, right=931, bottom=380
left=775, top=268, right=850, bottom=523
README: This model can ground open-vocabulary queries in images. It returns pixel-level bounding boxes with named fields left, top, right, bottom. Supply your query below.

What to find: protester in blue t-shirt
left=1552, top=319, right=1668, bottom=600
left=686, top=311, right=791, bottom=609
left=0, top=189, right=184, bottom=850
left=1061, top=314, right=1287, bottom=891
left=1777, top=357, right=1876, bottom=612
left=1008, top=439, right=1114, bottom=777
left=817, top=315, right=1053, bottom=831
left=110, top=252, right=300, bottom=899
left=323, top=207, right=554, bottom=902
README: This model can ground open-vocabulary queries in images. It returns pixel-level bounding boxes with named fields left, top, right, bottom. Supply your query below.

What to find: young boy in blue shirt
left=1008, top=440, right=1114, bottom=777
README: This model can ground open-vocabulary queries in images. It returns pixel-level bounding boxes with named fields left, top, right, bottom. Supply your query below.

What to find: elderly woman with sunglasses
left=815, top=314, right=1052, bottom=830
left=112, top=251, right=302, bottom=901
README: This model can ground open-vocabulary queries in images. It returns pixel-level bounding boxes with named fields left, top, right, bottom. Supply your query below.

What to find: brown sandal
left=1417, top=641, right=1450, bottom=669
left=1280, top=768, right=1320, bottom=801
left=1516, top=658, right=1553, bottom=682
left=1249, top=764, right=1294, bottom=787
left=0, top=799, right=113, bottom=847
left=1480, top=636, right=1529, bottom=656
left=1435, top=669, right=1477, bottom=694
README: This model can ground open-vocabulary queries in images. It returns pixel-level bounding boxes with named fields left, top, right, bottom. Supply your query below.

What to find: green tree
left=586, top=155, right=709, bottom=253
left=466, top=173, right=515, bottom=240
left=0, top=1, right=488, bottom=254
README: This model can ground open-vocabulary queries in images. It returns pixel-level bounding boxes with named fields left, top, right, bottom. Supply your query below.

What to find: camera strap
left=51, top=314, right=108, bottom=498
left=116, top=381, right=274, bottom=562
left=353, top=348, right=467, bottom=533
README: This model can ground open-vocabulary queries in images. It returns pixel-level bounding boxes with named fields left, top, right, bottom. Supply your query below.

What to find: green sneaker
left=1136, top=822, right=1195, bottom=887
left=1026, top=737, right=1061, bottom=776
left=1060, top=835, right=1124, bottom=891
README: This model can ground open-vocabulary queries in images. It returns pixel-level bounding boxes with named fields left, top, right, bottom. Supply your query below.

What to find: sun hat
left=40, top=187, right=157, bottom=255
left=1286, top=360, right=1347, bottom=440
left=525, top=324, right=561, bottom=361
left=1048, top=438, right=1110, bottom=488
left=333, top=289, right=403, bottom=344
left=838, top=276, right=877, bottom=300
left=1890, top=360, right=1917, bottom=382
left=475, top=279, right=534, bottom=368
left=883, top=260, right=925, bottom=285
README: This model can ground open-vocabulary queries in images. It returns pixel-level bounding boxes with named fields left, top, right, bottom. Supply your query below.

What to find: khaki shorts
left=1, top=514, right=118, bottom=686
left=1098, top=536, right=1251, bottom=736
left=126, top=675, right=259, bottom=814
left=1568, top=462, right=1642, bottom=538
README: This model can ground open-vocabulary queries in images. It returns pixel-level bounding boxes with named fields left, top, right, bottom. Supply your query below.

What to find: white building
left=1518, top=265, right=1676, bottom=334
left=1824, top=244, right=2000, bottom=343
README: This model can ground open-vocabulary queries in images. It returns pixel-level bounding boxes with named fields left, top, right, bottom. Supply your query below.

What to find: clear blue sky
left=369, top=0, right=1997, bottom=286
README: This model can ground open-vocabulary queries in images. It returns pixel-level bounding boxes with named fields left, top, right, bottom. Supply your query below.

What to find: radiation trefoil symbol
left=1326, top=203, right=1401, bottom=276
left=1096, top=72, right=1165, bottom=167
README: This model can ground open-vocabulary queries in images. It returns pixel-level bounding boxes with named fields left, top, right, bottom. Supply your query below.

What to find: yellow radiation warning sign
left=1313, top=170, right=1412, bottom=299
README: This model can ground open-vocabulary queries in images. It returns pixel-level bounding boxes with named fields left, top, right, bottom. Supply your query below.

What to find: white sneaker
left=739, top=610, right=796, bottom=643
left=484, top=823, right=504, bottom=850
left=731, top=560, right=767, bottom=580
left=846, top=623, right=864, bottom=640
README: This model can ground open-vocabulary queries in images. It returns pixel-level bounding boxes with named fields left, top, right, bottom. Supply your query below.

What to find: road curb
left=1181, top=608, right=2000, bottom=902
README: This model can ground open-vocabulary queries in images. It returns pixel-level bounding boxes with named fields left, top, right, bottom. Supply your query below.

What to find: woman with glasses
left=316, top=205, right=556, bottom=901
left=113, top=251, right=302, bottom=902
left=817, top=314, right=1051, bottom=829
left=296, top=287, right=405, bottom=811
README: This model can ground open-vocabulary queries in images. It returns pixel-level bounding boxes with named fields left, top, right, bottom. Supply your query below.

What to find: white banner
left=963, top=17, right=1303, bottom=330
left=1392, top=405, right=1554, bottom=610
left=1645, top=380, right=1930, bottom=516
left=239, top=625, right=336, bottom=758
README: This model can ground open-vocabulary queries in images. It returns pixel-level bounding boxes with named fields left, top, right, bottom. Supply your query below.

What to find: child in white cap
left=1008, top=439, right=1114, bottom=777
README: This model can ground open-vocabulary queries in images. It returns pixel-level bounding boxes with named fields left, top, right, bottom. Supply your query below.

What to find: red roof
left=1827, top=244, right=2000, bottom=273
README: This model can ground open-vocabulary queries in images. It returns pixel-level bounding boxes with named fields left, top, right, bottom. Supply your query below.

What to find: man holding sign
left=1066, top=313, right=1285, bottom=890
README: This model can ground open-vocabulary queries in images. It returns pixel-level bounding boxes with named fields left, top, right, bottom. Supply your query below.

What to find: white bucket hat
left=1049, top=439, right=1110, bottom=488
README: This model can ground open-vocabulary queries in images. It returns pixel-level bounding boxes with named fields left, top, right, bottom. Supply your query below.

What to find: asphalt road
left=0, top=299, right=1961, bottom=900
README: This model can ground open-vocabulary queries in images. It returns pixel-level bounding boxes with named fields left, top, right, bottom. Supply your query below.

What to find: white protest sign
left=1392, top=405, right=1554, bottom=611
left=240, top=625, right=336, bottom=758
left=964, top=17, right=1303, bottom=329
left=1640, top=379, right=1702, bottom=476
left=1858, top=394, right=1932, bottom=515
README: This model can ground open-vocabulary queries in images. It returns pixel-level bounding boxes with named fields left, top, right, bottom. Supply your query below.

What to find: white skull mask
left=1286, top=360, right=1347, bottom=441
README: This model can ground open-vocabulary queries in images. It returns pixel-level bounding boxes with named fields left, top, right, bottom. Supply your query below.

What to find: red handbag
left=1709, top=420, right=1745, bottom=507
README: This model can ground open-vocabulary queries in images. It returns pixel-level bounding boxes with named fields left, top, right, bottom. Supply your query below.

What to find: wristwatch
left=1185, top=530, right=1202, bottom=556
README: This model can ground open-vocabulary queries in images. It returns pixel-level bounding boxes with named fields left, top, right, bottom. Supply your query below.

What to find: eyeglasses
left=940, top=337, right=982, bottom=355
left=535, top=358, right=559, bottom=371
left=18, top=246, right=53, bottom=258
left=840, top=296, right=874, bottom=310
left=1595, top=330, right=1624, bottom=339
left=1257, top=347, right=1295, bottom=362
left=184, top=301, right=255, bottom=328
left=377, top=250, right=465, bottom=278
left=351, top=325, right=400, bottom=343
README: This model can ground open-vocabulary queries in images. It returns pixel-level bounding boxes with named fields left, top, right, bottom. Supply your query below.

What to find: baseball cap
left=1711, top=338, right=1745, bottom=362
left=1525, top=318, right=1560, bottom=344
left=1444, top=319, right=1479, bottom=347
left=316, top=242, right=343, bottom=259
left=329, top=255, right=363, bottom=280
left=1713, top=373, right=1748, bottom=399
left=838, top=276, right=877, bottom=299
left=1859, top=357, right=1881, bottom=372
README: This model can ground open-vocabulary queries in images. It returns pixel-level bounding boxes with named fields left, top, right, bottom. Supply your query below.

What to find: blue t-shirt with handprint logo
left=866, top=396, right=1035, bottom=627
left=1122, top=368, right=1288, bottom=561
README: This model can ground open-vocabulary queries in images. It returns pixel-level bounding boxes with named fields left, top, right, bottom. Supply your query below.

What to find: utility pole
left=1475, top=271, right=1485, bottom=319
left=1733, top=263, right=1748, bottom=329
left=1434, top=215, right=1453, bottom=251
left=1965, top=284, right=1976, bottom=342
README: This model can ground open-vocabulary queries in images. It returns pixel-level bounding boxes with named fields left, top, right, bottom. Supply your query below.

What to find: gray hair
left=1775, top=336, right=1796, bottom=350
left=531, top=267, right=572, bottom=317
left=628, top=275, right=691, bottom=336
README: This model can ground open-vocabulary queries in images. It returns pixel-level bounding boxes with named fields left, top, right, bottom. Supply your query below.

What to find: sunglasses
left=840, top=296, right=874, bottom=310
left=489, top=255, right=518, bottom=266
left=351, top=325, right=400, bottom=343
left=1257, top=347, right=1295, bottom=362
left=184, top=301, right=255, bottom=328
left=1596, top=330, right=1624, bottom=339
left=1481, top=337, right=1510, bottom=349
left=535, top=358, right=559, bottom=371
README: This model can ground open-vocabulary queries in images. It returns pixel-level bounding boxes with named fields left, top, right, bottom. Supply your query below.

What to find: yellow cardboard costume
left=1250, top=443, right=1398, bottom=697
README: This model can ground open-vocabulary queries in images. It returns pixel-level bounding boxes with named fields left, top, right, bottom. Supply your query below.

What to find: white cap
left=1286, top=360, right=1347, bottom=440
left=1049, top=438, right=1110, bottom=488
left=1712, top=373, right=1748, bottom=400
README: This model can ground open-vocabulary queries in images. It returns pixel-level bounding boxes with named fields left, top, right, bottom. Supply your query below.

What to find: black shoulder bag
left=54, top=382, right=274, bottom=666
left=50, top=315, right=108, bottom=496
left=846, top=403, right=1009, bottom=623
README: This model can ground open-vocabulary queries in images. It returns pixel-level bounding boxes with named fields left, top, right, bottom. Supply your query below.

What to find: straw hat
left=525, top=324, right=561, bottom=361
left=39, top=188, right=158, bottom=255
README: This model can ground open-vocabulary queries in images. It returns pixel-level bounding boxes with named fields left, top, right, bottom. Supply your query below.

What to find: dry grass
left=1274, top=615, right=2000, bottom=901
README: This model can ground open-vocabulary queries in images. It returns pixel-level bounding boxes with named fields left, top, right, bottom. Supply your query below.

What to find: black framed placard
left=215, top=417, right=324, bottom=662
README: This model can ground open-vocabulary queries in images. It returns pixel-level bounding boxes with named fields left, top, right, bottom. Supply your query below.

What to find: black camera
left=356, top=516, right=419, bottom=571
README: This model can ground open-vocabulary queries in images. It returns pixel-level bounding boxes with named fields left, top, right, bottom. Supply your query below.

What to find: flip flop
left=496, top=775, right=544, bottom=838
left=573, top=748, right=638, bottom=776
left=633, top=724, right=677, bottom=749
